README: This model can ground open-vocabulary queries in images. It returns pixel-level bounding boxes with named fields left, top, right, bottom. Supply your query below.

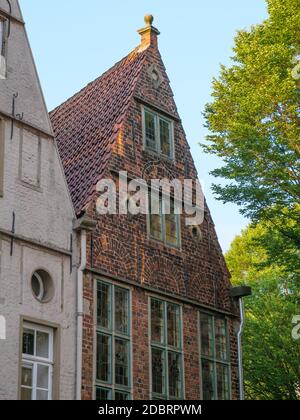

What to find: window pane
left=168, top=352, right=182, bottom=399
left=21, top=387, right=32, bottom=401
left=165, top=200, right=179, bottom=247
left=115, top=287, right=129, bottom=335
left=96, top=334, right=111, bottom=383
left=215, top=318, right=228, bottom=362
left=0, top=20, right=4, bottom=57
left=36, top=390, right=48, bottom=400
left=200, top=314, right=214, bottom=358
left=21, top=365, right=33, bottom=387
left=167, top=304, right=181, bottom=349
left=165, top=214, right=179, bottom=247
left=149, top=196, right=163, bottom=241
left=145, top=110, right=157, bottom=151
left=115, top=391, right=130, bottom=401
left=152, top=348, right=165, bottom=396
left=115, top=339, right=129, bottom=387
left=151, top=300, right=164, bottom=345
left=23, top=329, right=34, bottom=356
left=37, top=364, right=49, bottom=389
left=217, top=364, right=230, bottom=400
left=32, top=274, right=43, bottom=300
left=160, top=118, right=171, bottom=157
left=96, top=388, right=112, bottom=400
left=202, top=360, right=215, bottom=400
left=36, top=331, right=49, bottom=359
left=150, top=213, right=163, bottom=241
left=97, top=282, right=111, bottom=330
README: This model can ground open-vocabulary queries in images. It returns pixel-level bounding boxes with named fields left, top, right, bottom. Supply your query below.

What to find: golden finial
left=144, top=15, right=154, bottom=27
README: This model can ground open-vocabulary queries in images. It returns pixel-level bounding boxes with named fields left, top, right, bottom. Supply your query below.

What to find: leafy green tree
left=205, top=0, right=300, bottom=397
left=203, top=0, right=300, bottom=249
left=226, top=225, right=300, bottom=400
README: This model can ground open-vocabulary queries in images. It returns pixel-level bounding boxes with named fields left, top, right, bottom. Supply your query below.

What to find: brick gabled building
left=51, top=16, right=241, bottom=401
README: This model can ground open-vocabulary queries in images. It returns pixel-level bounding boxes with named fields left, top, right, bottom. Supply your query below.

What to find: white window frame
left=21, top=323, right=54, bottom=401
left=142, top=106, right=175, bottom=160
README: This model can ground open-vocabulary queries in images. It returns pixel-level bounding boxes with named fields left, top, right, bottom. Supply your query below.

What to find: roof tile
left=50, top=48, right=147, bottom=215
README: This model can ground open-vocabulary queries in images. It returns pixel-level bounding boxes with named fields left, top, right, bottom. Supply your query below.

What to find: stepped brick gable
left=51, top=16, right=241, bottom=401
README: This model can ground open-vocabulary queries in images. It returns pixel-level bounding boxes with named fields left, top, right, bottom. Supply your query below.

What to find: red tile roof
left=50, top=48, right=147, bottom=215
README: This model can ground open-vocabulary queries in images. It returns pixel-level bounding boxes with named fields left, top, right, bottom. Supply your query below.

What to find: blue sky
left=20, top=0, right=268, bottom=251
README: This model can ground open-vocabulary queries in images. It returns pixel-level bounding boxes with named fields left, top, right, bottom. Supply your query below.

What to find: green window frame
left=148, top=194, right=181, bottom=249
left=200, top=313, right=231, bottom=400
left=143, top=107, right=174, bottom=160
left=150, top=298, right=184, bottom=400
left=95, top=281, right=131, bottom=400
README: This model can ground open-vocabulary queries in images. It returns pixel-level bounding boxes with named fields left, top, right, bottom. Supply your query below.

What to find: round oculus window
left=189, top=226, right=203, bottom=242
left=31, top=270, right=54, bottom=303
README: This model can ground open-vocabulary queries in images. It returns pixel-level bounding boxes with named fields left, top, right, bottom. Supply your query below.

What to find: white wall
left=0, top=120, right=74, bottom=249
left=0, top=0, right=77, bottom=400
left=0, top=0, right=52, bottom=133
left=0, top=239, right=77, bottom=400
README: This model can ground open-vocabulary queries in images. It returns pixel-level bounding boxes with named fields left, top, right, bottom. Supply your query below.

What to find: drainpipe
left=230, top=286, right=252, bottom=401
left=76, top=229, right=86, bottom=400
left=73, top=215, right=97, bottom=401
left=237, top=298, right=245, bottom=400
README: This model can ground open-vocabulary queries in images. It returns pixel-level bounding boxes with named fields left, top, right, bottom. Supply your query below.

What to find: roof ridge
left=50, top=46, right=144, bottom=117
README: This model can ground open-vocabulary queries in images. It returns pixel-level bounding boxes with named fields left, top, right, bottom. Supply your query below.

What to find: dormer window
left=143, top=107, right=174, bottom=160
left=0, top=17, right=7, bottom=79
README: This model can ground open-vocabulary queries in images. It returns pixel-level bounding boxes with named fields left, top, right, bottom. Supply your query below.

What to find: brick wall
left=81, top=274, right=240, bottom=400
left=81, top=40, right=240, bottom=400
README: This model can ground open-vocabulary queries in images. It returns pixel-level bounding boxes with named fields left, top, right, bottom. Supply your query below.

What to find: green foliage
left=203, top=0, right=300, bottom=249
left=206, top=0, right=300, bottom=398
left=244, top=275, right=300, bottom=400
left=226, top=225, right=300, bottom=400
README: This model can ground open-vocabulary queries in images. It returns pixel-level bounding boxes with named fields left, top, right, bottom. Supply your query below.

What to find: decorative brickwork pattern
left=51, top=22, right=240, bottom=401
